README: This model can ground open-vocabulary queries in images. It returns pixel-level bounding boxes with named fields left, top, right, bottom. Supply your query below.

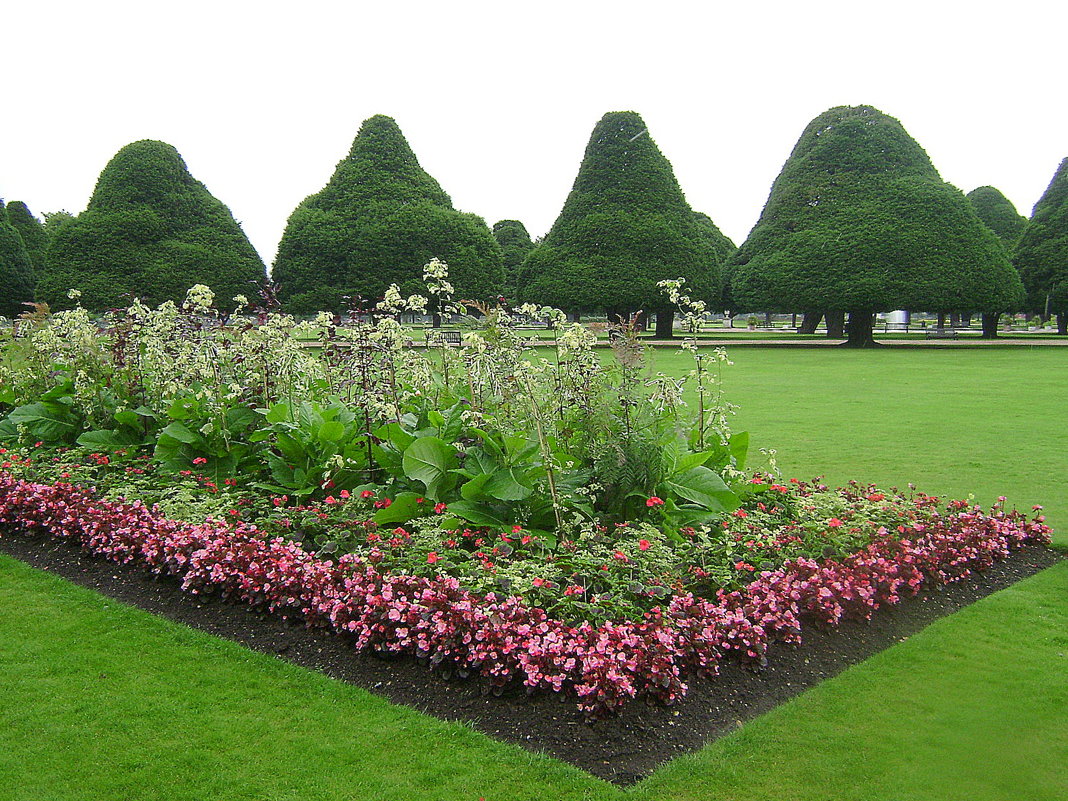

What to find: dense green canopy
left=967, top=186, right=1027, bottom=248
left=41, top=140, right=266, bottom=312
left=1015, top=158, right=1068, bottom=316
left=694, top=211, right=736, bottom=308
left=492, top=219, right=534, bottom=300
left=5, top=201, right=48, bottom=278
left=517, top=111, right=720, bottom=316
left=729, top=106, right=1023, bottom=343
left=0, top=201, right=36, bottom=318
left=273, top=115, right=503, bottom=314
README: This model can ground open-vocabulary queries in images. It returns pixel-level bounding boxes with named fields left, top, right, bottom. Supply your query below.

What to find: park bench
left=425, top=329, right=463, bottom=347
left=924, top=329, right=958, bottom=340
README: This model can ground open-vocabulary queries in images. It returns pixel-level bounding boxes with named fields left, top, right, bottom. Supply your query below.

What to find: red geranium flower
left=646, top=496, right=664, bottom=507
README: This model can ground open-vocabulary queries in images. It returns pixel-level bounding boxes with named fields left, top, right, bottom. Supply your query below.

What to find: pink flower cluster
left=0, top=474, right=1051, bottom=717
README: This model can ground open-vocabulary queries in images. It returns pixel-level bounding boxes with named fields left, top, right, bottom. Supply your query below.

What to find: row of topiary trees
left=4, top=108, right=1067, bottom=342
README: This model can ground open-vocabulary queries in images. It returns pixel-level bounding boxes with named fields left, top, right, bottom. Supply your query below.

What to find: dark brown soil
left=0, top=530, right=1060, bottom=785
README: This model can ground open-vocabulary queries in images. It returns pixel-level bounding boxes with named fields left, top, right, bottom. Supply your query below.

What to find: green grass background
left=2, top=345, right=1065, bottom=800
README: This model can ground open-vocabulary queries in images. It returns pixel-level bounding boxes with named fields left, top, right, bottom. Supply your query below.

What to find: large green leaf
left=317, top=420, right=346, bottom=443
left=159, top=421, right=200, bottom=445
left=729, top=431, right=750, bottom=470
left=460, top=473, right=492, bottom=501
left=663, top=466, right=741, bottom=512
left=445, top=500, right=510, bottom=529
left=76, top=430, right=128, bottom=451
left=484, top=467, right=533, bottom=501
left=7, top=401, right=80, bottom=443
left=373, top=492, right=424, bottom=525
left=401, top=436, right=456, bottom=500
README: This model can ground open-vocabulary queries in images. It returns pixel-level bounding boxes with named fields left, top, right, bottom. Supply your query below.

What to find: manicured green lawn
left=648, top=346, right=1068, bottom=546
left=1, top=345, right=1065, bottom=799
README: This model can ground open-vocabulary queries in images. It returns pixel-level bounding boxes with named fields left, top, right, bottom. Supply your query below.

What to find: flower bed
left=0, top=471, right=1050, bottom=717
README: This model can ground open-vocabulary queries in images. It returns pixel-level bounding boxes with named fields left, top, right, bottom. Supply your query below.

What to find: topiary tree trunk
left=655, top=309, right=674, bottom=339
left=843, top=311, right=878, bottom=347
left=826, top=310, right=845, bottom=338
left=981, top=313, right=1000, bottom=339
left=798, top=311, right=822, bottom=334
left=1059, top=312, right=1068, bottom=335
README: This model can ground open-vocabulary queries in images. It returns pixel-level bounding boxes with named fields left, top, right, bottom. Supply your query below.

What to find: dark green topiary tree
left=492, top=219, right=534, bottom=301
left=41, top=140, right=266, bottom=312
left=273, top=115, right=503, bottom=315
left=517, top=111, right=721, bottom=336
left=0, top=201, right=36, bottom=318
left=5, top=201, right=48, bottom=280
left=967, top=186, right=1028, bottom=337
left=729, top=105, right=1024, bottom=346
left=1014, top=158, right=1068, bottom=334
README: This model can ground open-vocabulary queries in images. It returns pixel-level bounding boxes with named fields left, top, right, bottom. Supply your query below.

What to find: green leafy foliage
left=251, top=400, right=370, bottom=497
left=273, top=115, right=504, bottom=314
left=517, top=111, right=722, bottom=315
left=39, top=140, right=266, bottom=312
left=1014, top=157, right=1068, bottom=314
left=0, top=201, right=36, bottom=317
left=729, top=105, right=1025, bottom=316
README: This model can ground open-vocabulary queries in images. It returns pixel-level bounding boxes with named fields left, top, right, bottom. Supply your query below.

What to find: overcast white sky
left=3, top=1, right=1066, bottom=268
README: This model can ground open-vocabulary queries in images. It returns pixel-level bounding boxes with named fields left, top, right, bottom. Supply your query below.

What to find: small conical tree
left=273, top=115, right=503, bottom=314
left=41, top=140, right=266, bottom=312
left=5, top=201, right=48, bottom=279
left=492, top=219, right=534, bottom=301
left=729, top=105, right=1024, bottom=346
left=694, top=210, right=736, bottom=327
left=0, top=201, right=36, bottom=318
left=967, top=186, right=1028, bottom=337
left=517, top=111, right=720, bottom=331
left=1015, top=158, right=1068, bottom=334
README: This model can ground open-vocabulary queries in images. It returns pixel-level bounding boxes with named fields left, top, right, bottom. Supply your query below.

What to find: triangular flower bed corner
left=0, top=472, right=1055, bottom=783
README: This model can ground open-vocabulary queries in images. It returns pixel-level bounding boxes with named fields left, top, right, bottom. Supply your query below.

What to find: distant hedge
left=492, top=219, right=534, bottom=300
left=41, top=140, right=266, bottom=312
left=0, top=201, right=36, bottom=317
left=5, top=201, right=48, bottom=279
left=273, top=115, right=503, bottom=314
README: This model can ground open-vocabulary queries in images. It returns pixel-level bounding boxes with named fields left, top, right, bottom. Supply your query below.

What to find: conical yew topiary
left=272, top=115, right=503, bottom=314
left=492, top=219, right=534, bottom=300
left=41, top=140, right=266, bottom=312
left=729, top=105, right=1024, bottom=346
left=517, top=111, right=721, bottom=324
left=1014, top=158, right=1068, bottom=333
left=967, top=186, right=1027, bottom=248
left=5, top=201, right=48, bottom=279
left=967, top=186, right=1028, bottom=337
left=0, top=201, right=36, bottom=318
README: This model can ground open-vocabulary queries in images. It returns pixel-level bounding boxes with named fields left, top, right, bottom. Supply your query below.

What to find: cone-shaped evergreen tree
left=967, top=186, right=1028, bottom=337
left=967, top=187, right=1027, bottom=247
left=1015, top=158, right=1068, bottom=333
left=0, top=201, right=36, bottom=317
left=41, top=140, right=266, bottom=312
left=5, top=201, right=48, bottom=279
left=693, top=211, right=736, bottom=263
left=492, top=219, right=534, bottom=300
left=694, top=211, right=736, bottom=312
left=517, top=111, right=720, bottom=321
left=729, top=105, right=1024, bottom=346
left=273, top=115, right=503, bottom=314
